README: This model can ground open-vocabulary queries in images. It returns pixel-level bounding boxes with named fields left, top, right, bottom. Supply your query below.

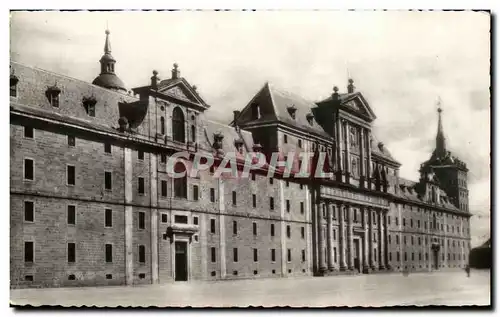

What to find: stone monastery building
left=10, top=30, right=471, bottom=288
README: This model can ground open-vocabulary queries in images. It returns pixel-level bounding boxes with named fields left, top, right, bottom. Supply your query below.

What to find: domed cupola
left=92, top=29, right=127, bottom=92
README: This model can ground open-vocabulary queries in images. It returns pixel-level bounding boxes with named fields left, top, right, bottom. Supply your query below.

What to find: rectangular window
left=286, top=200, right=290, bottom=213
left=24, top=201, right=34, bottom=222
left=397, top=252, right=400, bottom=261
left=301, top=226, right=305, bottom=239
left=138, top=212, right=145, bottom=229
left=270, top=197, right=274, bottom=210
left=298, top=139, right=302, bottom=148
left=68, top=243, right=76, bottom=263
left=210, top=219, right=216, bottom=233
left=67, top=135, right=75, bottom=146
left=174, top=215, right=188, bottom=224
left=286, top=180, right=290, bottom=187
left=67, top=205, right=76, bottom=225
left=286, top=225, right=291, bottom=238
left=233, top=248, right=238, bottom=262
left=232, top=191, right=237, bottom=206
left=193, top=185, right=199, bottom=201
left=334, top=247, right=337, bottom=262
left=253, top=222, right=257, bottom=235
left=211, top=247, right=216, bottom=263
left=161, top=213, right=168, bottom=223
left=104, top=143, right=111, bottom=154
left=396, top=235, right=400, bottom=244
left=138, top=177, right=145, bottom=194
left=396, top=217, right=399, bottom=226
left=105, top=244, right=112, bottom=263
left=138, top=150, right=144, bottom=160
left=302, top=249, right=306, bottom=262
left=10, top=82, right=17, bottom=97
left=67, top=165, right=75, bottom=185
left=253, top=248, right=258, bottom=262
left=271, top=249, right=276, bottom=262
left=252, top=194, right=257, bottom=208
left=300, top=202, right=304, bottom=214
left=24, top=126, right=34, bottom=139
left=269, top=178, right=273, bottom=185
left=105, top=171, right=112, bottom=190
left=233, top=221, right=238, bottom=235
left=160, top=153, right=167, bottom=163
left=251, top=173, right=256, bottom=181
left=287, top=249, right=292, bottom=262
left=161, top=180, right=167, bottom=197
left=25, top=241, right=34, bottom=263
left=210, top=188, right=215, bottom=202
left=193, top=216, right=199, bottom=225
left=105, top=209, right=112, bottom=227
left=283, top=134, right=288, bottom=143
left=139, top=245, right=145, bottom=263
left=270, top=223, right=275, bottom=237
left=24, top=158, right=33, bottom=180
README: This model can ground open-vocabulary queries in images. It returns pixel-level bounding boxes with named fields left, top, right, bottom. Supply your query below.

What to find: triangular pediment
left=340, top=92, right=377, bottom=121
left=157, top=79, right=209, bottom=110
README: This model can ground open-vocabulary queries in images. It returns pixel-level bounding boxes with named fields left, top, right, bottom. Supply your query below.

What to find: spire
left=104, top=29, right=111, bottom=55
left=435, top=98, right=446, bottom=158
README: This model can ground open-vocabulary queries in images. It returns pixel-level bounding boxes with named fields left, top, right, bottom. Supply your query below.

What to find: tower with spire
left=92, top=29, right=127, bottom=92
left=419, top=100, right=469, bottom=212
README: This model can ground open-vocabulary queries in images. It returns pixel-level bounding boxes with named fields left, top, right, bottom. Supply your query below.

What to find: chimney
left=347, top=78, right=355, bottom=93
left=233, top=110, right=241, bottom=131
left=151, top=70, right=159, bottom=90
left=172, top=63, right=180, bottom=79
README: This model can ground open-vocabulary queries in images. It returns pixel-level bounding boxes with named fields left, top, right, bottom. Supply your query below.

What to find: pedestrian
left=465, top=265, right=470, bottom=277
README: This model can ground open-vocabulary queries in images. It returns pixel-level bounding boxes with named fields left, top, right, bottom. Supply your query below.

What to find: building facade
left=10, top=30, right=472, bottom=288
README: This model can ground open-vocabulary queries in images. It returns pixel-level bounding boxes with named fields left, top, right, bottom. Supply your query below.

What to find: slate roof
left=370, top=133, right=399, bottom=164
left=396, top=177, right=459, bottom=210
left=237, top=82, right=331, bottom=139
left=201, top=116, right=254, bottom=154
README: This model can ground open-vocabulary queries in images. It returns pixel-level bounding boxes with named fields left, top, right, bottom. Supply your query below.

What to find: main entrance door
left=353, top=239, right=361, bottom=273
left=175, top=241, right=188, bottom=281
left=433, top=249, right=439, bottom=270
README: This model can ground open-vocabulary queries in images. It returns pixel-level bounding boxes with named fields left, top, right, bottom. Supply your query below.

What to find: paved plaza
left=11, top=270, right=490, bottom=307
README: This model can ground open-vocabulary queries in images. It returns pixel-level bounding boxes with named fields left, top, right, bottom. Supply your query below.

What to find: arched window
left=173, top=162, right=187, bottom=198
left=191, top=125, right=196, bottom=142
left=172, top=107, right=185, bottom=143
left=160, top=116, right=165, bottom=135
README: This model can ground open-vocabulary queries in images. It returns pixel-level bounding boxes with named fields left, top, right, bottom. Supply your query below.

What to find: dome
left=92, top=73, right=127, bottom=92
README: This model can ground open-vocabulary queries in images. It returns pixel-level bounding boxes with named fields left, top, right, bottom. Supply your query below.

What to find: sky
left=9, top=11, right=490, bottom=247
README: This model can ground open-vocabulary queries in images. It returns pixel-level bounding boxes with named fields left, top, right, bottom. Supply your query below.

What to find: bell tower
left=420, top=104, right=469, bottom=211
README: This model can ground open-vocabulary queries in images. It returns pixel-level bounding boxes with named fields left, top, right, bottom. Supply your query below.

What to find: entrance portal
left=175, top=241, right=188, bottom=281
left=433, top=249, right=439, bottom=270
left=353, top=239, right=361, bottom=273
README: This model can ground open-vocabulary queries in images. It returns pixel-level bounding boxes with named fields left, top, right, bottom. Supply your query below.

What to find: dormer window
left=287, top=104, right=297, bottom=119
left=10, top=72, right=19, bottom=97
left=306, top=113, right=314, bottom=125
left=251, top=103, right=261, bottom=120
left=234, top=139, right=244, bottom=154
left=45, top=85, right=61, bottom=108
left=83, top=96, right=97, bottom=117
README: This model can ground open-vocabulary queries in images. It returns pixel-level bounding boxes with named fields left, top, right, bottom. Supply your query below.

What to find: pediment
left=158, top=80, right=209, bottom=110
left=340, top=93, right=377, bottom=121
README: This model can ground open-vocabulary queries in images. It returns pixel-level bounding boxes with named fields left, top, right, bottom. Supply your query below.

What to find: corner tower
left=420, top=104, right=469, bottom=211
left=92, top=29, right=127, bottom=92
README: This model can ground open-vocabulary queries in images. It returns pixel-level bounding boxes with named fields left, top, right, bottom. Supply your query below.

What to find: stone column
left=317, top=201, right=327, bottom=273
left=327, top=203, right=334, bottom=270
left=124, top=148, right=134, bottom=285
left=344, top=120, right=351, bottom=183
left=366, top=129, right=372, bottom=190
left=347, top=204, right=354, bottom=270
left=368, top=207, right=376, bottom=270
left=338, top=202, right=347, bottom=271
left=362, top=207, right=370, bottom=273
left=383, top=211, right=391, bottom=270
left=359, top=128, right=365, bottom=188
left=378, top=209, right=386, bottom=270
left=311, top=189, right=318, bottom=273
left=336, top=116, right=344, bottom=180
